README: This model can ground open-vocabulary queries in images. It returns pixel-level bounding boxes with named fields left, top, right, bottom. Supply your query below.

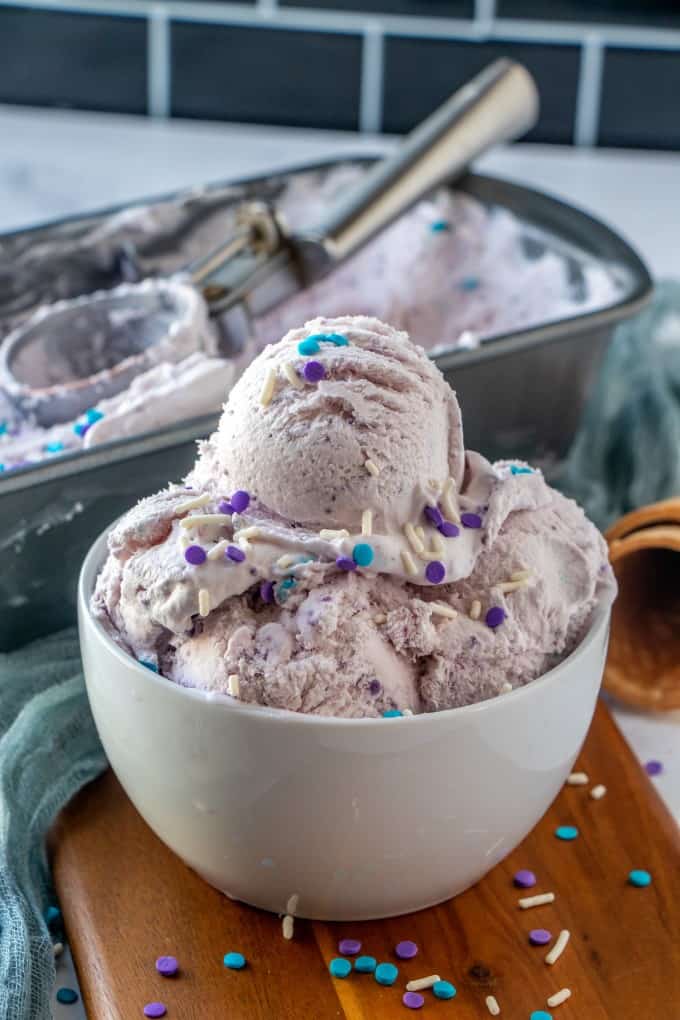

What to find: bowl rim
left=79, top=522, right=612, bottom=729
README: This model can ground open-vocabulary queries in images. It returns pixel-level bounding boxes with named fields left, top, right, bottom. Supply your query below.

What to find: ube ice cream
left=92, top=315, right=614, bottom=716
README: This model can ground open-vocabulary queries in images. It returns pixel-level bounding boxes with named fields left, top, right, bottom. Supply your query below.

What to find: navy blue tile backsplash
left=0, top=6, right=147, bottom=115
left=1, top=0, right=680, bottom=149
left=383, top=37, right=581, bottom=142
left=171, top=22, right=362, bottom=130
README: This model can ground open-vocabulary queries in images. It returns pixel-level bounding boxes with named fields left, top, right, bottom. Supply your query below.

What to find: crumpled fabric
left=558, top=279, right=680, bottom=529
left=0, top=629, right=106, bottom=1020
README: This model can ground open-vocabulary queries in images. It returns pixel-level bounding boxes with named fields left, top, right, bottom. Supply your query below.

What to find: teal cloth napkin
left=0, top=629, right=106, bottom=1020
left=558, top=279, right=680, bottom=529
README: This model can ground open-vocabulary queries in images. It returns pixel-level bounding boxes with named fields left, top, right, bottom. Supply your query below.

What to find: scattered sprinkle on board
left=519, top=892, right=556, bottom=909
left=546, top=988, right=571, bottom=1008
left=545, top=929, right=570, bottom=966
left=395, top=940, right=418, bottom=959
left=155, top=955, right=178, bottom=977
left=529, top=929, right=553, bottom=946
left=354, top=956, right=377, bottom=974
left=590, top=784, right=607, bottom=800
left=338, top=938, right=362, bottom=955
left=645, top=760, right=663, bottom=776
left=406, top=975, right=440, bottom=992
left=566, top=772, right=589, bottom=785
left=329, top=958, right=352, bottom=978
left=531, top=1012, right=553, bottom=1020
left=374, top=962, right=399, bottom=986
left=513, top=869, right=537, bottom=888
left=56, top=988, right=79, bottom=1004
left=402, top=991, right=425, bottom=1009
left=433, top=980, right=457, bottom=1000
left=485, top=994, right=501, bottom=1015
left=143, top=1004, right=166, bottom=1018
left=628, top=869, right=652, bottom=887
left=555, top=825, right=579, bottom=841
left=223, top=951, right=246, bottom=970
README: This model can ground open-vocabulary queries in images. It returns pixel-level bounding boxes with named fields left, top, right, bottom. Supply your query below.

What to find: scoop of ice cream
left=189, top=315, right=464, bottom=532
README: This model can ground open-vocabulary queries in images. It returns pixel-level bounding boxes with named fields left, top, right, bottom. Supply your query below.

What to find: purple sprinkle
left=184, top=545, right=206, bottom=566
left=218, top=499, right=234, bottom=515
left=336, top=556, right=357, bottom=572
left=395, top=940, right=418, bottom=960
left=529, top=929, right=552, bottom=946
left=513, top=869, right=536, bottom=889
left=155, top=956, right=178, bottom=977
left=230, top=490, right=250, bottom=513
left=338, top=938, right=362, bottom=955
left=143, top=1005, right=167, bottom=1019
left=425, top=560, right=446, bottom=584
left=438, top=520, right=460, bottom=538
left=645, top=760, right=663, bottom=776
left=260, top=580, right=275, bottom=603
left=226, top=545, right=246, bottom=563
left=369, top=679, right=382, bottom=696
left=403, top=991, right=425, bottom=1009
left=303, top=360, right=325, bottom=383
left=485, top=606, right=506, bottom=629
left=424, top=504, right=443, bottom=527
left=461, top=512, right=483, bottom=529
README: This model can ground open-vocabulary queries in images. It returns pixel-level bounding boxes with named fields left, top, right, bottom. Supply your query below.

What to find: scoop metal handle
left=294, top=59, right=539, bottom=278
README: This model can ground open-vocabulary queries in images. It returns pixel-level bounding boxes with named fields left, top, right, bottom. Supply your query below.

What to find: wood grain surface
left=51, top=701, right=680, bottom=1019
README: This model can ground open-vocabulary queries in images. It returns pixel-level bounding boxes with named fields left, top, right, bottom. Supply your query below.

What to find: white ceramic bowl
left=79, top=526, right=611, bottom=921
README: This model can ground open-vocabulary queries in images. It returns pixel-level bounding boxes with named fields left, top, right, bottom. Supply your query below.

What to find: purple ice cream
left=92, top=315, right=614, bottom=716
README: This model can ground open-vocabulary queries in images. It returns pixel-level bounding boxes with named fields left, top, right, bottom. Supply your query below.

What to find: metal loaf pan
left=0, top=159, right=652, bottom=650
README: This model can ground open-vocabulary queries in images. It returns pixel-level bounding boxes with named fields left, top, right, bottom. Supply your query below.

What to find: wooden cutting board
left=51, top=701, right=680, bottom=1020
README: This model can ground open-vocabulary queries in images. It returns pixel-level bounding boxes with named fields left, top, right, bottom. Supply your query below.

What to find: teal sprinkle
left=44, top=905, right=61, bottom=927
left=73, top=422, right=87, bottom=437
left=382, top=710, right=402, bottom=718
left=460, top=276, right=480, bottom=291
left=555, top=825, right=579, bottom=841
left=430, top=220, right=450, bottom=233
left=0, top=464, right=4, bottom=472
left=56, top=988, right=78, bottom=1005
left=0, top=420, right=7, bottom=435
left=277, top=577, right=297, bottom=603
left=85, top=408, right=104, bottom=424
left=139, top=658, right=158, bottom=673
left=223, top=951, right=246, bottom=970
left=325, top=332, right=349, bottom=346
left=352, top=542, right=374, bottom=567
left=374, top=962, right=398, bottom=986
left=354, top=956, right=377, bottom=973
left=298, top=337, right=320, bottom=356
left=510, top=464, right=533, bottom=475
left=329, top=957, right=352, bottom=978
left=530, top=1012, right=552, bottom=1020
left=433, top=980, right=456, bottom=1000
left=44, top=441, right=65, bottom=454
left=628, top=869, right=652, bottom=887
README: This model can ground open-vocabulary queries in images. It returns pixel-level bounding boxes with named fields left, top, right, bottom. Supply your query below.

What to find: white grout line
left=574, top=33, right=604, bottom=147
left=2, top=0, right=680, bottom=53
left=147, top=2, right=171, bottom=118
left=359, top=21, right=384, bottom=134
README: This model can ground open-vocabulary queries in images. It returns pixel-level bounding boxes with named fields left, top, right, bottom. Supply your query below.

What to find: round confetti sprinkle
left=430, top=220, right=450, bottom=232
left=513, top=869, right=537, bottom=888
left=44, top=905, right=61, bottom=927
left=74, top=422, right=90, bottom=438
left=425, top=560, right=446, bottom=584
left=326, top=332, right=349, bottom=346
left=530, top=1012, right=552, bottom=1020
left=184, top=545, right=206, bottom=566
left=438, top=520, right=460, bottom=538
left=56, top=987, right=78, bottom=1004
left=510, top=464, right=533, bottom=475
left=223, top=951, right=246, bottom=969
left=155, top=955, right=178, bottom=977
left=303, top=360, right=325, bottom=383
left=355, top=955, right=377, bottom=973
left=143, top=1005, right=166, bottom=1019
left=218, top=499, right=234, bottom=514
left=230, top=490, right=250, bottom=513
left=375, top=962, right=399, bottom=986
left=433, top=980, right=457, bottom=1000
left=395, top=940, right=418, bottom=960
left=628, top=869, right=652, bottom=887
left=460, top=276, right=480, bottom=291
left=383, top=709, right=403, bottom=718
left=529, top=929, right=552, bottom=946
left=461, top=512, right=482, bottom=529
left=645, top=760, right=663, bottom=776
left=139, top=659, right=158, bottom=673
left=353, top=543, right=374, bottom=567
left=0, top=420, right=6, bottom=435
left=336, top=556, right=357, bottom=572
left=485, top=606, right=506, bottom=629
left=424, top=504, right=443, bottom=527
left=44, top=440, right=65, bottom=453
left=369, top=679, right=382, bottom=695
left=298, top=337, right=320, bottom=356
left=260, top=580, right=275, bottom=603
left=338, top=938, right=362, bottom=955
left=403, top=991, right=425, bottom=1009
left=555, top=825, right=579, bottom=841
left=329, top=957, right=352, bottom=978
left=226, top=545, right=246, bottom=563
left=85, top=408, right=104, bottom=424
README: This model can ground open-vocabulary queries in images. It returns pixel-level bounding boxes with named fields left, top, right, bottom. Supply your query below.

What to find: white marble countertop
left=1, top=101, right=677, bottom=1016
